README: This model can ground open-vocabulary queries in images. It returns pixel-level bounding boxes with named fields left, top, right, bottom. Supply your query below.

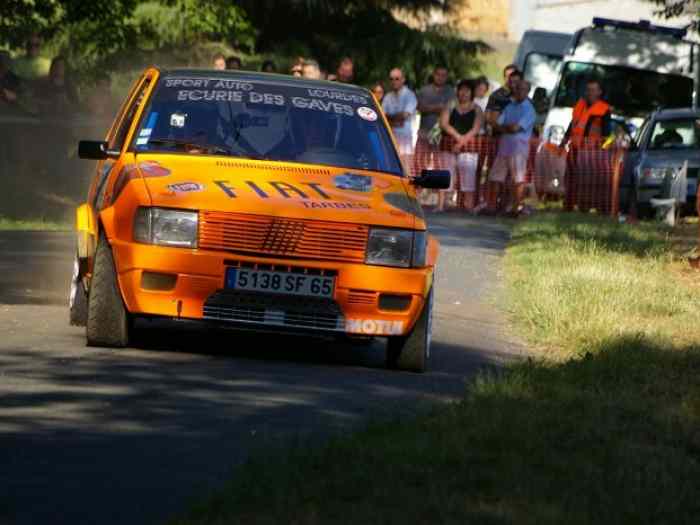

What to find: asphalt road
left=0, top=213, right=523, bottom=525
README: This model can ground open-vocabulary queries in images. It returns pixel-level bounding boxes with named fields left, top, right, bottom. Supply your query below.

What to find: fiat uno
left=71, top=68, right=449, bottom=372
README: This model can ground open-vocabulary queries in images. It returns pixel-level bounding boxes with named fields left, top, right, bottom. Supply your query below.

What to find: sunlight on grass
left=504, top=213, right=700, bottom=359
left=172, top=212, right=700, bottom=525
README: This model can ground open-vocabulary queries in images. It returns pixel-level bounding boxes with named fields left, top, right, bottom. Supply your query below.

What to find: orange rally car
left=70, top=68, right=449, bottom=372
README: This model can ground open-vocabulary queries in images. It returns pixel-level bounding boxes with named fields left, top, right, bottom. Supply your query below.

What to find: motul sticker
left=167, top=182, right=204, bottom=193
left=345, top=319, right=404, bottom=335
left=357, top=106, right=378, bottom=122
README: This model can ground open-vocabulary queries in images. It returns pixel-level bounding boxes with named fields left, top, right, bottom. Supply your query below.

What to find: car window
left=131, top=76, right=403, bottom=176
left=634, top=117, right=650, bottom=147
left=554, top=62, right=693, bottom=116
left=109, top=76, right=153, bottom=151
left=522, top=52, right=562, bottom=95
left=648, top=118, right=700, bottom=150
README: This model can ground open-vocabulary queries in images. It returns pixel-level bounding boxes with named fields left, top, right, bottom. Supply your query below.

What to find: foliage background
left=1, top=0, right=486, bottom=96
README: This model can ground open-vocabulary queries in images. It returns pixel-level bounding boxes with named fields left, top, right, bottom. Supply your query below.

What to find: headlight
left=640, top=167, right=668, bottom=182
left=366, top=228, right=427, bottom=268
left=133, top=207, right=198, bottom=248
left=547, top=125, right=565, bottom=145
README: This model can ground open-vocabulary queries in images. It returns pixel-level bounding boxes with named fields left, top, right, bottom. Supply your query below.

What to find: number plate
left=225, top=268, right=335, bottom=298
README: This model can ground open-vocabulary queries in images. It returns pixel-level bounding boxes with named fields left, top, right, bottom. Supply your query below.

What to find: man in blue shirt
left=487, top=79, right=536, bottom=214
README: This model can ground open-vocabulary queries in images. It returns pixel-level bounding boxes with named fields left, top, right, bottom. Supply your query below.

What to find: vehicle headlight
left=133, top=207, right=198, bottom=248
left=547, top=125, right=565, bottom=145
left=640, top=167, right=668, bottom=182
left=366, top=228, right=427, bottom=268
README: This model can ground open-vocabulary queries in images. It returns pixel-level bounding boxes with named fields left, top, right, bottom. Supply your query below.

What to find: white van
left=514, top=30, right=573, bottom=96
left=543, top=18, right=698, bottom=145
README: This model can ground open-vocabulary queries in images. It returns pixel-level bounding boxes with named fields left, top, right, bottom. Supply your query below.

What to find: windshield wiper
left=146, top=138, right=234, bottom=156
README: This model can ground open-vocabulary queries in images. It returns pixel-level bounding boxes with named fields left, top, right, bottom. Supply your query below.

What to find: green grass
left=172, top=212, right=700, bottom=525
left=0, top=216, right=71, bottom=231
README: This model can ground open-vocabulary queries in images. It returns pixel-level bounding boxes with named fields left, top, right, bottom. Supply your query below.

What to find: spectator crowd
left=1, top=33, right=545, bottom=217
left=267, top=54, right=544, bottom=216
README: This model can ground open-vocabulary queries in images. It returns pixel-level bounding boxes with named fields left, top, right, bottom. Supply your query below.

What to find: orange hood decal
left=135, top=155, right=423, bottom=229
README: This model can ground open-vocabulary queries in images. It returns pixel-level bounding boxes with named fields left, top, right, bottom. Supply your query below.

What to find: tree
left=238, top=0, right=484, bottom=85
left=0, top=0, right=139, bottom=51
left=644, top=0, right=699, bottom=29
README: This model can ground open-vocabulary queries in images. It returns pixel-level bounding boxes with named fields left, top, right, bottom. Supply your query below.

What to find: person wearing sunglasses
left=382, top=68, right=417, bottom=158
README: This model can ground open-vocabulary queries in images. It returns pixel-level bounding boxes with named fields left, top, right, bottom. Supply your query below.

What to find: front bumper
left=111, top=240, right=433, bottom=337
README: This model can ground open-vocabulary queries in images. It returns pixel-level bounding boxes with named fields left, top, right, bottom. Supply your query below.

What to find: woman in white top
left=437, top=79, right=483, bottom=211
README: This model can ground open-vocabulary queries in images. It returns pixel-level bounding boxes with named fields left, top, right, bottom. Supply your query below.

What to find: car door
left=619, top=116, right=651, bottom=210
left=77, top=70, right=157, bottom=274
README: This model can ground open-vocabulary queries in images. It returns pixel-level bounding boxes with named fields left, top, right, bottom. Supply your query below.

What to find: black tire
left=86, top=233, right=130, bottom=347
left=386, top=288, right=433, bottom=373
left=631, top=190, right=653, bottom=220
left=69, top=258, right=88, bottom=327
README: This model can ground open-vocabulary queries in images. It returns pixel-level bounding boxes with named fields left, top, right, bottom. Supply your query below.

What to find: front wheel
left=69, top=257, right=88, bottom=327
left=386, top=288, right=433, bottom=373
left=86, top=233, right=130, bottom=347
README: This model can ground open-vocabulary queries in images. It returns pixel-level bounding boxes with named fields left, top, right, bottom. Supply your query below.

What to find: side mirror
left=78, top=140, right=119, bottom=160
left=413, top=169, right=451, bottom=190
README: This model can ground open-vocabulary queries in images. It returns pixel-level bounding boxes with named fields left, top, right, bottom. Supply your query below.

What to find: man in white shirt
left=382, top=68, right=417, bottom=157
left=488, top=79, right=536, bottom=214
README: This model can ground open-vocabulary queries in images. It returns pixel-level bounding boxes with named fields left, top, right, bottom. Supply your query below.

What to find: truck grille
left=199, top=211, right=368, bottom=263
left=203, top=290, right=344, bottom=332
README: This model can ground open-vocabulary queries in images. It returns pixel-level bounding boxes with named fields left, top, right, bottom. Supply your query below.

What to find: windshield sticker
left=291, top=97, right=353, bottom=116
left=170, top=112, right=187, bottom=127
left=357, top=107, right=378, bottom=122
left=167, top=182, right=204, bottom=193
left=249, top=92, right=285, bottom=106
left=165, top=78, right=254, bottom=91
left=139, top=128, right=152, bottom=137
left=145, top=111, right=158, bottom=129
left=177, top=90, right=244, bottom=102
left=136, top=137, right=149, bottom=145
left=334, top=173, right=372, bottom=192
left=306, top=89, right=369, bottom=105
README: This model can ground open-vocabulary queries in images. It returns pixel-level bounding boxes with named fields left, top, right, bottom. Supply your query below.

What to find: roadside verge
left=172, top=212, right=700, bottom=525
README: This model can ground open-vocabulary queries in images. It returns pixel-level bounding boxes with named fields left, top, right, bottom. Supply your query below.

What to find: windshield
left=648, top=118, right=700, bottom=150
left=132, top=76, right=403, bottom=175
left=523, top=52, right=562, bottom=95
left=554, top=62, right=693, bottom=117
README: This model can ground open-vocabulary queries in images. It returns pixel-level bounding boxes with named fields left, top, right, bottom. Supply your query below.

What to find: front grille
left=224, top=259, right=338, bottom=277
left=199, top=211, right=368, bottom=263
left=203, top=290, right=344, bottom=332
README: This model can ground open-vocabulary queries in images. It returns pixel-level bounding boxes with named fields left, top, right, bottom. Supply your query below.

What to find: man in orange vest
left=561, top=78, right=612, bottom=148
left=561, top=79, right=612, bottom=211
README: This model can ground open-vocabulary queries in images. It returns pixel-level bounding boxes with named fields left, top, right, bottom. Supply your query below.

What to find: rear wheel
left=86, top=233, right=130, bottom=347
left=386, top=288, right=433, bottom=373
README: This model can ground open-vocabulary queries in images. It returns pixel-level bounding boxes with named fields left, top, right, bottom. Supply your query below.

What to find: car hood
left=133, top=154, right=423, bottom=230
